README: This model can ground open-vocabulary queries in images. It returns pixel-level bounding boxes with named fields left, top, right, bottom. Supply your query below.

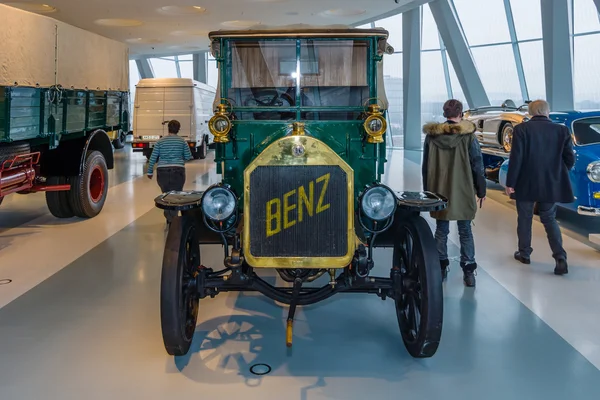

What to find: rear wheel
left=161, top=215, right=201, bottom=356
left=45, top=176, right=74, bottom=218
left=69, top=150, right=109, bottom=218
left=393, top=215, right=443, bottom=358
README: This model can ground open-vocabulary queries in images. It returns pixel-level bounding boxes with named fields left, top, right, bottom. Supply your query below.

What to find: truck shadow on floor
left=170, top=274, right=480, bottom=391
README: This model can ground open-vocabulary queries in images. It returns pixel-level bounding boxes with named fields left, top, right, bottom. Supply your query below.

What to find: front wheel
left=69, top=150, right=109, bottom=218
left=161, top=215, right=201, bottom=356
left=500, top=123, right=514, bottom=152
left=193, top=139, right=207, bottom=160
left=393, top=215, right=443, bottom=358
left=112, top=131, right=126, bottom=149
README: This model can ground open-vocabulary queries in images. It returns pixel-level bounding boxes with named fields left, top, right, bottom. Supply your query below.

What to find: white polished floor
left=0, top=147, right=599, bottom=400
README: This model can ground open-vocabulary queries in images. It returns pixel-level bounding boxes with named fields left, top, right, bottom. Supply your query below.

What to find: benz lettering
left=266, top=173, right=331, bottom=238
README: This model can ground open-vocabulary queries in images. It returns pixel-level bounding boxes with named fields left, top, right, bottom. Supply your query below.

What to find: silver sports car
left=463, top=100, right=530, bottom=152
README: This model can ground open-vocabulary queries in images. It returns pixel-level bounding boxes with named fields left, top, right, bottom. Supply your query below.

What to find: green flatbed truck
left=0, top=85, right=129, bottom=218
left=1, top=2, right=131, bottom=218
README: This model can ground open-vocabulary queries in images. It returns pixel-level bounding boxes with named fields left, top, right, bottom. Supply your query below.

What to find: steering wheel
left=244, top=89, right=294, bottom=108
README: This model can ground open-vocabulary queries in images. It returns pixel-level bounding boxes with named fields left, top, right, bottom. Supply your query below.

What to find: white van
left=131, top=78, right=216, bottom=159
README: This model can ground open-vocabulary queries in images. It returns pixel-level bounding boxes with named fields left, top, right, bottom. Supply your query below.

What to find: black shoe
left=514, top=251, right=531, bottom=264
left=461, top=263, right=477, bottom=287
left=554, top=259, right=568, bottom=275
left=440, top=259, right=450, bottom=281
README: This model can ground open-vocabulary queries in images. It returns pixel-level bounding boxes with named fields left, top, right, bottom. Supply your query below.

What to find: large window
left=421, top=51, right=448, bottom=126
left=383, top=53, right=403, bottom=147
left=574, top=34, right=600, bottom=110
left=129, top=60, right=140, bottom=115
left=574, top=0, right=600, bottom=34
left=453, top=0, right=511, bottom=46
left=207, top=54, right=219, bottom=89
left=510, top=0, right=543, bottom=41
left=519, top=40, right=546, bottom=101
left=149, top=57, right=178, bottom=78
left=421, top=6, right=440, bottom=51
left=471, top=44, right=523, bottom=105
left=376, top=13, right=403, bottom=147
left=351, top=0, right=600, bottom=148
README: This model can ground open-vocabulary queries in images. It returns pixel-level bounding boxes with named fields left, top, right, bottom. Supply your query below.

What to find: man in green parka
left=422, top=99, right=487, bottom=287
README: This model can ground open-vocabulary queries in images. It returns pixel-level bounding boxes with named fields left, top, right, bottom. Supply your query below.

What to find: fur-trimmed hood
left=422, top=120, right=477, bottom=136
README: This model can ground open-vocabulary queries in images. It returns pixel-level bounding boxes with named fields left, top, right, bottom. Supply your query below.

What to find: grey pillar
left=135, top=59, right=153, bottom=79
left=429, top=0, right=490, bottom=107
left=541, top=0, right=574, bottom=111
left=402, top=7, right=422, bottom=151
left=193, top=52, right=208, bottom=84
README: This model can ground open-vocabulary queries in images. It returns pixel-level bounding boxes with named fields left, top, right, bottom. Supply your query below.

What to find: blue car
left=497, top=111, right=600, bottom=217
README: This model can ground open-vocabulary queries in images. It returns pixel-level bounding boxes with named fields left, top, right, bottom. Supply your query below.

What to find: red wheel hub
left=89, top=166, right=105, bottom=203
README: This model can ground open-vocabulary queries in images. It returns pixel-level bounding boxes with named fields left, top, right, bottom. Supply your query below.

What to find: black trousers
left=156, top=167, right=186, bottom=222
left=516, top=201, right=567, bottom=261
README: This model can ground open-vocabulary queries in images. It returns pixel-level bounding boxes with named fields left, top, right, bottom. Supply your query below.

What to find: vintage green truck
left=0, top=3, right=130, bottom=218
left=155, top=25, right=447, bottom=359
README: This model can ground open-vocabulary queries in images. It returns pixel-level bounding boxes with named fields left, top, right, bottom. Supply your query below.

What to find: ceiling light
left=221, top=20, right=261, bottom=28
left=157, top=5, right=207, bottom=15
left=169, top=45, right=203, bottom=50
left=125, top=38, right=163, bottom=44
left=94, top=19, right=143, bottom=27
left=3, top=2, right=57, bottom=13
left=319, top=9, right=366, bottom=17
left=170, top=29, right=209, bottom=37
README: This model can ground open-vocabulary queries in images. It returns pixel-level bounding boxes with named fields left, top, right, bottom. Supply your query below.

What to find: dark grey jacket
left=506, top=115, right=575, bottom=203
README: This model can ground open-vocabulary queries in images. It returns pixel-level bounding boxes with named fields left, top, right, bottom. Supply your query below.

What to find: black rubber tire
left=112, top=131, right=126, bottom=149
left=192, top=139, right=207, bottom=160
left=198, top=138, right=208, bottom=160
left=393, top=215, right=443, bottom=358
left=69, top=150, right=109, bottom=218
left=45, top=176, right=74, bottom=218
left=0, top=142, right=31, bottom=165
left=161, top=215, right=201, bottom=356
left=500, top=122, right=514, bottom=153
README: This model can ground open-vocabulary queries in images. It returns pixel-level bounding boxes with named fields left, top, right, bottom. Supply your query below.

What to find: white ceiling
left=1, top=0, right=419, bottom=58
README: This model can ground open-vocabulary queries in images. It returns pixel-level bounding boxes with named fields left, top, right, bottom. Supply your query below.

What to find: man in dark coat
left=505, top=99, right=575, bottom=275
left=422, top=99, right=487, bottom=287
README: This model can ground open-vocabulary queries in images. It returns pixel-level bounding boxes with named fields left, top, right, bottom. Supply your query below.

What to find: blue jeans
left=435, top=220, right=476, bottom=265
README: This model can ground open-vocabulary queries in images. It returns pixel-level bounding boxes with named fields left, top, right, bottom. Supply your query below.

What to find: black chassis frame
left=155, top=190, right=447, bottom=306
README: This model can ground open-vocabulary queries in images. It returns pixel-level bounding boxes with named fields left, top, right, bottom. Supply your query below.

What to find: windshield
left=226, top=39, right=370, bottom=120
left=573, top=117, right=600, bottom=145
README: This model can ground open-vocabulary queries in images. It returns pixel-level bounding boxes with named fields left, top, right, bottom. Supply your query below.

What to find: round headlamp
left=361, top=185, right=397, bottom=221
left=202, top=185, right=237, bottom=221
left=587, top=161, right=600, bottom=183
left=208, top=115, right=231, bottom=143
left=363, top=114, right=387, bottom=144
